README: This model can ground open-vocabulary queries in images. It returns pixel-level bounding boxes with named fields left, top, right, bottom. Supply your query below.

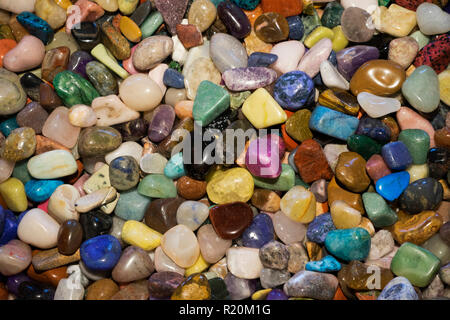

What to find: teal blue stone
left=192, top=80, right=230, bottom=127
left=305, top=255, right=341, bottom=272
left=164, top=152, right=186, bottom=179
left=0, top=118, right=19, bottom=137
left=253, top=164, right=295, bottom=191
left=375, top=171, right=410, bottom=202
left=24, top=179, right=63, bottom=202
left=16, top=12, right=54, bottom=45
left=324, top=228, right=371, bottom=261
left=114, top=188, right=151, bottom=221
left=309, top=106, right=359, bottom=141
left=137, top=174, right=177, bottom=198
left=211, top=0, right=226, bottom=7
left=12, top=160, right=32, bottom=185
left=232, top=0, right=260, bottom=11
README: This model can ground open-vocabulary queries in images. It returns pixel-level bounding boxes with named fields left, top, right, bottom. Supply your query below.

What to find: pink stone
left=366, top=154, right=391, bottom=182
left=123, top=44, right=139, bottom=75
left=148, top=63, right=169, bottom=95
left=270, top=41, right=305, bottom=75
left=42, top=106, right=81, bottom=149
left=3, top=35, right=45, bottom=73
left=73, top=173, right=90, bottom=197
left=245, top=134, right=285, bottom=178
left=396, top=107, right=436, bottom=147
left=197, top=224, right=232, bottom=264
left=272, top=210, right=307, bottom=244
left=0, top=240, right=32, bottom=276
left=297, top=38, right=332, bottom=78
left=37, top=199, right=50, bottom=213
left=66, top=0, right=105, bottom=33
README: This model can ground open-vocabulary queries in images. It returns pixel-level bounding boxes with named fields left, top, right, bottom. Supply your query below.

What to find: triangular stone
left=154, top=0, right=189, bottom=35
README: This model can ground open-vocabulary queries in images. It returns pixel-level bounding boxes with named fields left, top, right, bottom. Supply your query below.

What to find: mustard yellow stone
left=171, top=273, right=211, bottom=300
left=121, top=220, right=162, bottom=250
left=406, top=164, right=429, bottom=183
left=251, top=289, right=272, bottom=300
left=119, top=16, right=142, bottom=43
left=242, top=88, right=287, bottom=129
left=206, top=167, right=254, bottom=204
left=331, top=26, right=348, bottom=52
left=0, top=178, right=27, bottom=212
left=185, top=253, right=210, bottom=277
left=374, top=4, right=417, bottom=37
left=91, top=44, right=130, bottom=79
left=55, top=0, right=72, bottom=9
left=330, top=200, right=362, bottom=229
left=304, top=26, right=335, bottom=48
left=280, top=186, right=316, bottom=223
left=438, top=69, right=450, bottom=106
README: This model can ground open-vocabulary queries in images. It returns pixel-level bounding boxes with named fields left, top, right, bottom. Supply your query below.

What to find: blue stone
left=273, top=71, right=314, bottom=110
left=266, top=288, right=288, bottom=300
left=309, top=106, right=359, bottom=141
left=242, top=213, right=274, bottom=249
left=164, top=152, right=186, bottom=179
left=305, top=255, right=341, bottom=272
left=80, top=235, right=122, bottom=271
left=355, top=115, right=391, bottom=143
left=381, top=141, right=413, bottom=171
left=163, top=68, right=185, bottom=89
left=0, top=205, right=5, bottom=238
left=324, top=227, right=371, bottom=261
left=231, top=0, right=260, bottom=10
left=114, top=188, right=151, bottom=221
left=0, top=118, right=19, bottom=137
left=0, top=210, right=18, bottom=246
left=286, top=15, right=304, bottom=40
left=247, top=52, right=278, bottom=68
left=375, top=171, right=410, bottom=201
left=17, top=210, right=29, bottom=224
left=306, top=212, right=336, bottom=244
left=16, top=12, right=54, bottom=45
left=24, top=179, right=63, bottom=202
left=377, top=277, right=419, bottom=300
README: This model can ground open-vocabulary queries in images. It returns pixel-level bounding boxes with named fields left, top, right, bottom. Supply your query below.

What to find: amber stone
left=254, top=12, right=289, bottom=43
left=435, top=127, right=450, bottom=149
left=328, top=177, right=365, bottom=213
left=144, top=197, right=185, bottom=234
left=27, top=255, right=67, bottom=287
left=171, top=273, right=211, bottom=300
left=35, top=135, right=70, bottom=155
left=294, top=139, right=333, bottom=183
left=391, top=210, right=443, bottom=245
left=57, top=219, right=83, bottom=256
left=39, top=82, right=63, bottom=111
left=305, top=241, right=324, bottom=262
left=338, top=261, right=394, bottom=291
left=381, top=116, right=400, bottom=141
left=0, top=283, right=8, bottom=300
left=41, top=46, right=70, bottom=83
left=209, top=202, right=253, bottom=240
left=350, top=59, right=406, bottom=96
left=176, top=176, right=207, bottom=200
left=318, top=89, right=360, bottom=116
left=260, top=0, right=303, bottom=18
left=86, top=278, right=119, bottom=300
left=251, top=189, right=281, bottom=213
left=335, top=152, right=370, bottom=193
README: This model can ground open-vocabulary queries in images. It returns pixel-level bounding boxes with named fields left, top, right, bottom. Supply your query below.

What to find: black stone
left=399, top=177, right=444, bottom=215
left=17, top=281, right=55, bottom=300
left=428, top=147, right=450, bottom=180
left=20, top=72, right=44, bottom=102
left=355, top=115, right=391, bottom=143
left=209, top=277, right=230, bottom=300
left=80, top=210, right=113, bottom=240
left=130, top=0, right=152, bottom=26
left=71, top=22, right=101, bottom=51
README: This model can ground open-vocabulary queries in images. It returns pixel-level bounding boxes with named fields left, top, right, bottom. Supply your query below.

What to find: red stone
left=365, top=154, right=391, bottom=183
left=414, top=34, right=450, bottom=74
left=294, top=139, right=333, bottom=183
left=260, top=0, right=303, bottom=17
left=175, top=24, right=203, bottom=49
left=394, top=0, right=434, bottom=11
left=209, top=202, right=253, bottom=240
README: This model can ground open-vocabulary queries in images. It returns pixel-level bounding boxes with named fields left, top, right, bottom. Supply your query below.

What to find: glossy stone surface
left=217, top=1, right=251, bottom=39
left=111, top=246, right=154, bottom=283
left=161, top=224, right=199, bottom=268
left=399, top=177, right=443, bottom=214
left=254, top=12, right=289, bottom=43
left=375, top=171, right=410, bottom=201
left=283, top=270, right=338, bottom=300
left=0, top=127, right=36, bottom=162
left=57, top=219, right=83, bottom=256
left=378, top=276, right=419, bottom=300
left=242, top=213, right=274, bottom=248
left=138, top=174, right=177, bottom=199
left=210, top=33, right=247, bottom=73
left=309, top=106, right=359, bottom=141
left=78, top=126, right=122, bottom=157
left=144, top=197, right=184, bottom=234
left=25, top=179, right=63, bottom=202
left=209, top=201, right=253, bottom=240
left=402, top=65, right=440, bottom=113
left=363, top=192, right=398, bottom=228
left=207, top=167, right=254, bottom=204
left=80, top=234, right=122, bottom=271
left=340, top=7, right=374, bottom=43
left=325, top=228, right=371, bottom=261
left=53, top=71, right=99, bottom=107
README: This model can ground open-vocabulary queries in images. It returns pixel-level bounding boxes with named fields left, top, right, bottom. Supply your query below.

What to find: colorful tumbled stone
left=80, top=234, right=122, bottom=271
left=399, top=177, right=443, bottom=214
left=306, top=255, right=341, bottom=273
left=375, top=171, right=410, bottom=201
left=137, top=174, right=177, bottom=199
left=192, top=80, right=230, bottom=127
left=325, top=228, right=371, bottom=261
left=53, top=71, right=100, bottom=107
left=309, top=106, right=359, bottom=141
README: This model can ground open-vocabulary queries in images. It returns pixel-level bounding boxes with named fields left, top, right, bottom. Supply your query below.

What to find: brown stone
left=8, top=15, right=29, bottom=42
left=328, top=177, right=365, bottom=213
left=16, top=102, right=49, bottom=135
left=338, top=260, right=394, bottom=291
left=435, top=127, right=450, bottom=149
left=251, top=188, right=281, bottom=213
left=209, top=202, right=253, bottom=240
left=335, top=152, right=370, bottom=193
left=110, top=280, right=150, bottom=300
left=260, top=0, right=303, bottom=18
left=35, top=135, right=71, bottom=155
left=176, top=176, right=207, bottom=200
left=41, top=46, right=70, bottom=82
left=31, top=248, right=81, bottom=271
left=176, top=24, right=203, bottom=49
left=57, top=219, right=83, bottom=256
left=86, top=278, right=120, bottom=300
left=391, top=210, right=443, bottom=245
left=144, top=197, right=185, bottom=234
left=294, top=139, right=333, bottom=183
left=39, top=82, right=63, bottom=111
left=27, top=250, right=67, bottom=287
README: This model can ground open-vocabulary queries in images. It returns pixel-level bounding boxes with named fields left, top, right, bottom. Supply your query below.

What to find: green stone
left=362, top=192, right=398, bottom=227
left=402, top=65, right=440, bottom=113
left=285, top=109, right=313, bottom=142
left=53, top=71, right=100, bottom=107
left=0, top=24, right=14, bottom=40
left=409, top=30, right=430, bottom=50
left=192, top=80, right=230, bottom=127
left=141, top=11, right=164, bottom=39
left=12, top=159, right=32, bottom=184
left=208, top=277, right=230, bottom=300
left=390, top=242, right=440, bottom=287
left=137, top=174, right=177, bottom=198
left=321, top=2, right=344, bottom=29
left=294, top=175, right=309, bottom=188
left=230, top=90, right=251, bottom=110
left=421, top=234, right=450, bottom=266
left=114, top=188, right=151, bottom=221
left=301, top=9, right=322, bottom=42
left=85, top=61, right=118, bottom=96
left=168, top=60, right=182, bottom=72
left=253, top=164, right=295, bottom=191
left=398, top=129, right=430, bottom=165
left=347, top=134, right=381, bottom=160
left=77, top=126, right=122, bottom=157
left=378, top=0, right=390, bottom=6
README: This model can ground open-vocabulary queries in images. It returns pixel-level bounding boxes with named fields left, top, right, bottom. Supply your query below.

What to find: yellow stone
left=0, top=178, right=27, bottom=212
left=94, top=0, right=119, bottom=12
left=205, top=165, right=225, bottom=183
left=91, top=44, right=130, bottom=79
left=244, top=30, right=272, bottom=56
left=242, top=88, right=287, bottom=129
left=373, top=4, right=417, bottom=38
left=119, top=16, right=142, bottom=43
left=118, top=0, right=138, bottom=15
left=330, top=200, right=362, bottom=229
left=438, top=69, right=450, bottom=105
left=440, top=179, right=450, bottom=201
left=206, top=168, right=254, bottom=204
left=358, top=217, right=375, bottom=237
left=251, top=289, right=272, bottom=300
left=171, top=273, right=211, bottom=300
left=54, top=0, right=72, bottom=9
left=304, top=26, right=335, bottom=48
left=331, top=26, right=348, bottom=52
left=121, top=220, right=162, bottom=250
left=185, top=253, right=210, bottom=277
left=406, top=164, right=429, bottom=183
left=280, top=186, right=316, bottom=223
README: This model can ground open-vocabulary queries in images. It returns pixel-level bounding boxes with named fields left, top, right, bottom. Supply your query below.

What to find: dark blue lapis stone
left=16, top=12, right=54, bottom=45
left=306, top=212, right=336, bottom=244
left=163, top=68, right=185, bottom=89
left=247, top=52, right=278, bottom=68
left=0, top=209, right=18, bottom=246
left=381, top=141, right=413, bottom=171
left=355, top=115, right=391, bottom=143
left=242, top=213, right=274, bottom=248
left=273, top=71, right=315, bottom=110
left=286, top=15, right=304, bottom=41
left=0, top=205, right=5, bottom=238
left=80, top=234, right=122, bottom=271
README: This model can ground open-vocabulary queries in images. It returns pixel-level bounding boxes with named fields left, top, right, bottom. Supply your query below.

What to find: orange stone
left=176, top=176, right=207, bottom=200
left=176, top=24, right=203, bottom=49
left=261, top=0, right=303, bottom=17
left=35, top=135, right=71, bottom=155
left=174, top=100, right=194, bottom=119
left=333, top=286, right=347, bottom=300
left=0, top=39, right=16, bottom=68
left=391, top=210, right=443, bottom=245
left=27, top=263, right=67, bottom=287
left=119, top=16, right=142, bottom=43
left=243, top=5, right=263, bottom=26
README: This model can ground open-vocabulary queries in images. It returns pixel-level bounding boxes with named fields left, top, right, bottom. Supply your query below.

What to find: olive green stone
left=109, top=156, right=140, bottom=191
left=391, top=242, right=440, bottom=287
left=253, top=164, right=295, bottom=191
left=362, top=192, right=397, bottom=227
left=12, top=159, right=33, bottom=184
left=0, top=68, right=27, bottom=116
left=137, top=174, right=177, bottom=198
left=53, top=71, right=100, bottom=107
left=0, top=24, right=14, bottom=40
left=421, top=234, right=450, bottom=266
left=230, top=91, right=251, bottom=110
left=321, top=1, right=344, bottom=29
left=285, top=109, right=313, bottom=142
left=398, top=129, right=430, bottom=165
left=86, top=61, right=118, bottom=96
left=78, top=126, right=122, bottom=157
left=347, top=134, right=381, bottom=160
left=0, top=127, right=36, bottom=162
left=301, top=9, right=322, bottom=41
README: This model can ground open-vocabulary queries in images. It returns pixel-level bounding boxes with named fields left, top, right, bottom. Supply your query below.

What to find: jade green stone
left=193, top=80, right=230, bottom=127
left=398, top=129, right=430, bottom=165
left=168, top=61, right=182, bottom=72
left=53, top=70, right=100, bottom=107
left=253, top=164, right=295, bottom=191
left=421, top=234, right=450, bottom=266
left=114, top=188, right=151, bottom=221
left=85, top=61, right=118, bottom=96
left=12, top=159, right=32, bottom=184
left=409, top=30, right=429, bottom=50
left=402, top=66, right=440, bottom=113
left=230, top=91, right=251, bottom=110
left=301, top=10, right=322, bottom=41
left=137, top=174, right=177, bottom=198
left=285, top=109, right=313, bottom=142
left=141, top=11, right=164, bottom=39
left=321, top=2, right=344, bottom=29
left=347, top=134, right=381, bottom=160
left=378, top=0, right=390, bottom=6
left=391, top=242, right=440, bottom=287
left=294, top=175, right=309, bottom=188
left=77, top=126, right=122, bottom=157
left=362, top=192, right=398, bottom=227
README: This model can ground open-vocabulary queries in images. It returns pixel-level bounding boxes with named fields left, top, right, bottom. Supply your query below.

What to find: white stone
left=161, top=225, right=200, bottom=268
left=171, top=18, right=189, bottom=65
left=139, top=153, right=167, bottom=174
left=182, top=39, right=210, bottom=77
left=357, top=92, right=401, bottom=118
left=341, top=0, right=379, bottom=14
left=54, top=265, right=87, bottom=300
left=226, top=247, right=263, bottom=279
left=154, top=246, right=185, bottom=275
left=270, top=41, right=305, bottom=75
left=416, top=3, right=450, bottom=35
left=320, top=60, right=350, bottom=91
left=91, top=95, right=140, bottom=126
left=17, top=208, right=60, bottom=249
left=74, top=187, right=117, bottom=213
left=105, top=141, right=143, bottom=164
left=272, top=211, right=307, bottom=245
left=176, top=201, right=209, bottom=231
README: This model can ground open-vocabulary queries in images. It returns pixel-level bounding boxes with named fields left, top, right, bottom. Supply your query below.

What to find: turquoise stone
left=12, top=160, right=32, bottom=184
left=397, top=129, right=430, bottom=165
left=137, top=174, right=177, bottom=198
left=325, top=228, right=371, bottom=262
left=362, top=192, right=398, bottom=227
left=192, top=81, right=230, bottom=127
left=309, top=106, right=359, bottom=141
left=53, top=71, right=100, bottom=107
left=253, top=164, right=295, bottom=191
left=17, top=11, right=54, bottom=45
left=305, top=255, right=341, bottom=272
left=164, top=152, right=186, bottom=179
left=114, top=188, right=151, bottom=221
left=402, top=66, right=440, bottom=113
left=375, top=171, right=410, bottom=202
left=0, top=117, right=18, bottom=137
left=232, top=0, right=260, bottom=10
left=24, top=179, right=63, bottom=202
left=141, top=11, right=164, bottom=38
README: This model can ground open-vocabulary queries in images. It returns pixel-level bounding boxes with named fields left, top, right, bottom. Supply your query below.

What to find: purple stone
left=381, top=141, right=413, bottom=171
left=154, top=0, right=188, bottom=35
left=6, top=273, right=32, bottom=296
left=266, top=288, right=288, bottom=300
left=245, top=134, right=285, bottom=179
left=148, top=104, right=176, bottom=143
left=67, top=50, right=95, bottom=79
left=336, top=45, right=379, bottom=81
left=217, top=1, right=251, bottom=39
left=223, top=273, right=257, bottom=300
left=222, top=67, right=277, bottom=91
left=242, top=213, right=275, bottom=248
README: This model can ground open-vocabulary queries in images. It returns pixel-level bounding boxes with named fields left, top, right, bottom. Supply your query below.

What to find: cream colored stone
left=91, top=95, right=140, bottom=126
left=68, top=104, right=98, bottom=127
left=74, top=187, right=117, bottom=213
left=226, top=247, right=263, bottom=279
left=48, top=184, right=81, bottom=223
left=17, top=208, right=60, bottom=249
left=104, top=141, right=143, bottom=164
